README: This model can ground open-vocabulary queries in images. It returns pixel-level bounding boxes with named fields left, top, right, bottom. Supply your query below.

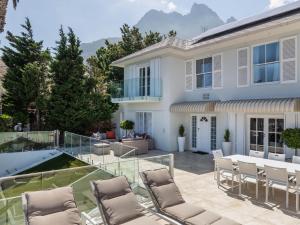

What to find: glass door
left=250, top=118, right=265, bottom=153
left=139, top=66, right=150, bottom=97
left=268, top=118, right=284, bottom=154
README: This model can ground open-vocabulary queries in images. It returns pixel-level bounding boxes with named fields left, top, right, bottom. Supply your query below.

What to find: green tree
left=48, top=27, right=117, bottom=133
left=1, top=18, right=50, bottom=129
left=143, top=31, right=163, bottom=47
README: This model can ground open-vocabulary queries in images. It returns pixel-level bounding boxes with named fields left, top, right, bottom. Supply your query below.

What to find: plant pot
left=222, top=142, right=232, bottom=156
left=178, top=137, right=185, bottom=152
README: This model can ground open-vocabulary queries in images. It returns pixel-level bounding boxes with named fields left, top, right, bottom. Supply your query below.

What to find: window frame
left=137, top=63, right=151, bottom=96
left=135, top=111, right=153, bottom=136
left=195, top=57, right=213, bottom=89
left=251, top=40, right=281, bottom=85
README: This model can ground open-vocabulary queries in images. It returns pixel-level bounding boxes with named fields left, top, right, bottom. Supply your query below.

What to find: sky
left=0, top=0, right=299, bottom=49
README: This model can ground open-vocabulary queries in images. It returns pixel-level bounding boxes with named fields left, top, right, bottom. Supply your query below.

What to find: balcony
left=111, top=78, right=162, bottom=103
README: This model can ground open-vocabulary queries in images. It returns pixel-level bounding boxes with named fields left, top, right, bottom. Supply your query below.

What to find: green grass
left=19, top=153, right=88, bottom=174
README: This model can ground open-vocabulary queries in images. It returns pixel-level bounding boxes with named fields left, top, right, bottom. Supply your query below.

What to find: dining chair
left=237, top=161, right=259, bottom=199
left=217, top=158, right=238, bottom=191
left=292, top=156, right=300, bottom=164
left=268, top=153, right=286, bottom=162
left=264, top=165, right=290, bottom=208
left=295, top=170, right=300, bottom=212
left=249, top=150, right=264, bottom=158
left=212, top=149, right=224, bottom=179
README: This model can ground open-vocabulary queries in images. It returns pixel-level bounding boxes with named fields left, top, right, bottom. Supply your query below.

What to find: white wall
left=0, top=150, right=61, bottom=177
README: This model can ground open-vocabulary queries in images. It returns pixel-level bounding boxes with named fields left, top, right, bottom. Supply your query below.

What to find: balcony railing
left=111, top=78, right=162, bottom=103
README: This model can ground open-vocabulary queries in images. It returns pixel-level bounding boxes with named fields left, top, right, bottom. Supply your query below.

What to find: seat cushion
left=120, top=215, right=160, bottom=225
left=164, top=203, right=205, bottom=221
left=151, top=183, right=185, bottom=208
left=25, top=187, right=77, bottom=217
left=142, top=169, right=173, bottom=186
left=102, top=192, right=143, bottom=225
left=211, top=217, right=241, bottom=225
left=28, top=208, right=81, bottom=225
left=92, top=176, right=132, bottom=200
left=185, top=211, right=221, bottom=225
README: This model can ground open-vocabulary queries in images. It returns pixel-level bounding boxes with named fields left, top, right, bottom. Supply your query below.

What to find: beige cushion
left=143, top=169, right=173, bottom=186
left=29, top=209, right=81, bottom=225
left=186, top=211, right=221, bottom=225
left=212, top=217, right=241, bottom=225
left=151, top=183, right=184, bottom=208
left=120, top=215, right=160, bottom=225
left=92, top=177, right=143, bottom=225
left=24, top=187, right=81, bottom=225
left=164, top=203, right=205, bottom=220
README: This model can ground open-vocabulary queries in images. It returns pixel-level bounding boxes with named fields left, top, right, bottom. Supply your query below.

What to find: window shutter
left=213, top=54, right=222, bottom=89
left=237, top=48, right=249, bottom=87
left=185, top=60, right=193, bottom=91
left=281, top=37, right=297, bottom=83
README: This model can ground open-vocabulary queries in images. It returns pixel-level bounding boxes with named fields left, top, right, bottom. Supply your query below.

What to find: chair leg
left=231, top=174, right=234, bottom=191
left=217, top=169, right=220, bottom=187
left=238, top=175, right=241, bottom=196
left=266, top=180, right=269, bottom=203
left=286, top=187, right=289, bottom=209
left=256, top=181, right=258, bottom=199
left=296, top=192, right=299, bottom=213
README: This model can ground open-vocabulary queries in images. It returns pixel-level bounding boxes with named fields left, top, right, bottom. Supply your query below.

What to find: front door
left=191, top=115, right=212, bottom=153
left=248, top=117, right=284, bottom=156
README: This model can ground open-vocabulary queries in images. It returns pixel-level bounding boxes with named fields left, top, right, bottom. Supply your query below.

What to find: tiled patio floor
left=157, top=150, right=300, bottom=225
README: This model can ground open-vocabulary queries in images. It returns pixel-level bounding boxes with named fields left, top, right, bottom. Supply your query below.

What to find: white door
left=191, top=115, right=211, bottom=153
left=248, top=117, right=284, bottom=157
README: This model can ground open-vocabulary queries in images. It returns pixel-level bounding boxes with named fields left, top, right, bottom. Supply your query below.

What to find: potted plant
left=282, top=128, right=300, bottom=156
left=178, top=124, right=185, bottom=152
left=120, top=120, right=134, bottom=137
left=222, top=129, right=232, bottom=156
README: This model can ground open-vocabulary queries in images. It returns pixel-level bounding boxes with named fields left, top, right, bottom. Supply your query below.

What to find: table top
left=224, top=154, right=300, bottom=174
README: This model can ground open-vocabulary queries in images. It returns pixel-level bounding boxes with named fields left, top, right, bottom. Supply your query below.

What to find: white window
left=138, top=66, right=150, bottom=96
left=253, top=42, right=280, bottom=84
left=196, top=57, right=212, bottom=88
left=185, top=60, right=193, bottom=91
left=136, top=112, right=152, bottom=135
left=237, top=47, right=249, bottom=87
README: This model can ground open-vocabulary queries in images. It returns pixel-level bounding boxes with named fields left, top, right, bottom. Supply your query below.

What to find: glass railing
left=110, top=78, right=162, bottom=100
left=0, top=131, right=58, bottom=153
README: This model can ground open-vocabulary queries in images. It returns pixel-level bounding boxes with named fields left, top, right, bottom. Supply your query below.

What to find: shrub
left=0, top=114, right=13, bottom=132
left=120, top=120, right=134, bottom=136
left=224, top=129, right=230, bottom=142
left=282, top=128, right=300, bottom=155
left=179, top=124, right=185, bottom=137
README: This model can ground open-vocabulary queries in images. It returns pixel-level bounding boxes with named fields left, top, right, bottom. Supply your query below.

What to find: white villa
left=112, top=2, right=300, bottom=158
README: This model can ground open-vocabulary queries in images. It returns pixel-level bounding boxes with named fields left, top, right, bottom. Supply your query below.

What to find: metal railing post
left=169, top=154, right=174, bottom=178
left=71, top=133, right=73, bottom=154
left=80, top=136, right=82, bottom=160
left=89, top=138, right=92, bottom=164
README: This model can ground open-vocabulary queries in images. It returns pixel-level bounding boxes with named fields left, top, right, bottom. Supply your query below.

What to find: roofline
left=193, top=5, right=300, bottom=44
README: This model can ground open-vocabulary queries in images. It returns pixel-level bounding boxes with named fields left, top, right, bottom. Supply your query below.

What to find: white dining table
left=224, top=154, right=300, bottom=175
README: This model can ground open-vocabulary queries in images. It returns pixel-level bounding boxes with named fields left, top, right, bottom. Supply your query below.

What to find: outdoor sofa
left=140, top=168, right=241, bottom=225
left=90, top=176, right=164, bottom=225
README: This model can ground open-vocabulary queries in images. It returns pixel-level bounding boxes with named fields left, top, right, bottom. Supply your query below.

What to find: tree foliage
left=1, top=18, right=51, bottom=129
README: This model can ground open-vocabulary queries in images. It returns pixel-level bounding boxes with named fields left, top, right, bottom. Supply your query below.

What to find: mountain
left=80, top=37, right=120, bottom=60
left=136, top=3, right=224, bottom=39
left=81, top=3, right=234, bottom=59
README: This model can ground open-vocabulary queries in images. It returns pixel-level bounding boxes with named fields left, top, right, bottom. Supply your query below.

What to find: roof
left=112, top=1, right=300, bottom=66
left=0, top=0, right=9, bottom=33
left=192, top=0, right=300, bottom=44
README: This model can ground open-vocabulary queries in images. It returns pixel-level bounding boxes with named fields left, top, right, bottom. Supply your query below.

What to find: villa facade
left=112, top=2, right=300, bottom=158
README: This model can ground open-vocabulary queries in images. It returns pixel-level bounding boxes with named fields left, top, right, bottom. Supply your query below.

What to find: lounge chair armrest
left=289, top=176, right=295, bottom=182
left=81, top=212, right=97, bottom=225
left=257, top=170, right=264, bottom=175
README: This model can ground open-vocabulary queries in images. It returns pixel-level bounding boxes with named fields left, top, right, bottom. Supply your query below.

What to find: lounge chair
left=90, top=176, right=163, bottom=225
left=22, top=187, right=82, bottom=225
left=140, top=168, right=241, bottom=225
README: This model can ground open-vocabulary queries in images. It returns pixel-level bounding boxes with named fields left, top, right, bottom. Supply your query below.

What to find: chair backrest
left=212, top=149, right=223, bottom=160
left=249, top=150, right=264, bottom=158
left=293, top=156, right=300, bottom=164
left=264, top=165, right=288, bottom=184
left=140, top=168, right=185, bottom=211
left=268, top=153, right=285, bottom=162
left=91, top=176, right=143, bottom=225
left=217, top=158, right=233, bottom=171
left=296, top=170, right=300, bottom=186
left=22, top=187, right=81, bottom=225
left=237, top=161, right=257, bottom=177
